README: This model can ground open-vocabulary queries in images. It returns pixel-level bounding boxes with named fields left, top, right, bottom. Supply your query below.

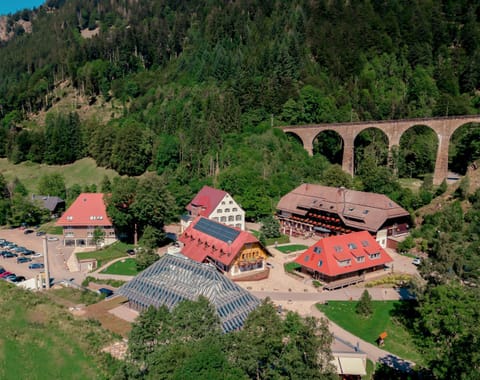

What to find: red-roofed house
left=179, top=217, right=268, bottom=277
left=56, top=193, right=117, bottom=247
left=294, top=231, right=392, bottom=288
left=181, top=186, right=245, bottom=232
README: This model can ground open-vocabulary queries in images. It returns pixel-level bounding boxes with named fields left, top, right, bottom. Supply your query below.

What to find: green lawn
left=101, top=258, right=139, bottom=276
left=275, top=244, right=308, bottom=254
left=0, top=282, right=114, bottom=379
left=0, top=157, right=118, bottom=193
left=317, top=300, right=424, bottom=366
left=76, top=241, right=132, bottom=268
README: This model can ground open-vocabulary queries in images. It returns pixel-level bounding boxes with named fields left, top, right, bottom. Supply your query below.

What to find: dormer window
left=369, top=253, right=380, bottom=260
left=338, top=259, right=351, bottom=267
left=347, top=243, right=357, bottom=249
left=356, top=256, right=365, bottom=263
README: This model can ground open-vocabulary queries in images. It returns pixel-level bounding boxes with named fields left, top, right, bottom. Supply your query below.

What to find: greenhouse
left=117, top=253, right=260, bottom=332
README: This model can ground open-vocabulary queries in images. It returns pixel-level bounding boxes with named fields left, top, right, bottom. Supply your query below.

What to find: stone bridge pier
left=280, top=115, right=480, bottom=185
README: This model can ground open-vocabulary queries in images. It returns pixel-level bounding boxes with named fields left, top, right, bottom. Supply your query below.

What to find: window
left=221, top=201, right=226, bottom=205
left=65, top=232, right=74, bottom=237
left=229, top=200, right=233, bottom=204
left=225, top=208, right=230, bottom=213
left=338, top=259, right=351, bottom=267
left=318, top=260, right=323, bottom=267
left=236, top=215, right=242, bottom=221
left=347, top=242, right=357, bottom=249
left=217, top=209, right=223, bottom=213
left=356, top=256, right=365, bottom=263
left=363, top=210, right=369, bottom=214
left=220, top=216, right=226, bottom=222
left=369, top=253, right=380, bottom=260
left=361, top=240, right=369, bottom=247
left=66, top=216, right=73, bottom=221
left=213, top=217, right=219, bottom=221
left=232, top=208, right=238, bottom=212
left=228, top=215, right=234, bottom=222
left=313, top=246, right=322, bottom=254
left=334, top=245, right=343, bottom=252
left=304, top=255, right=310, bottom=262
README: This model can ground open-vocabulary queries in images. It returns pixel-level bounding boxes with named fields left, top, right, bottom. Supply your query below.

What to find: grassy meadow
left=0, top=282, right=115, bottom=379
left=101, top=258, right=138, bottom=276
left=317, top=300, right=424, bottom=366
left=76, top=241, right=132, bottom=268
left=0, top=157, right=118, bottom=193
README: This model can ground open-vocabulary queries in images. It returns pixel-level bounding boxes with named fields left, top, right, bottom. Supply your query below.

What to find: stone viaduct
left=279, top=115, right=480, bottom=185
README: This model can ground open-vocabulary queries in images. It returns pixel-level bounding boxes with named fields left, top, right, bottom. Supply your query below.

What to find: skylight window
left=361, top=240, right=369, bottom=247
left=313, top=246, right=322, bottom=254
left=304, top=255, right=310, bottom=262
left=334, top=245, right=343, bottom=252
left=363, top=210, right=369, bottom=214
left=347, top=243, right=357, bottom=249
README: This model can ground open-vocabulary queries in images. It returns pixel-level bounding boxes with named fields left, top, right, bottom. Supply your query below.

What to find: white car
left=47, top=236, right=59, bottom=242
left=412, top=258, right=421, bottom=266
left=31, top=253, right=43, bottom=258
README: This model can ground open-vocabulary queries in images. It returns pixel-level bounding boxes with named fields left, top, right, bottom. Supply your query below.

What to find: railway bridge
left=279, top=115, right=480, bottom=185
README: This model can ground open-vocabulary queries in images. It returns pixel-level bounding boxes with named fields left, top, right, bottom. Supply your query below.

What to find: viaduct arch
left=279, top=115, right=480, bottom=185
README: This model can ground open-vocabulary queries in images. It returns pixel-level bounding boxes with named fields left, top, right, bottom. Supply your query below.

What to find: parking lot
left=0, top=228, right=79, bottom=284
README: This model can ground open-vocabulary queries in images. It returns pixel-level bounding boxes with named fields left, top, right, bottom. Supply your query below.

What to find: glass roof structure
left=193, top=217, right=241, bottom=243
left=117, top=253, right=260, bottom=333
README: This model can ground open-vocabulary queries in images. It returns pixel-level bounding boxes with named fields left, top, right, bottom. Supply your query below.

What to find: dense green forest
left=1, top=0, right=480, bottom=210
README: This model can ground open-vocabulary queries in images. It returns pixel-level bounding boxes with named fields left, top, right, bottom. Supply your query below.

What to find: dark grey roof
left=193, top=217, right=241, bottom=243
left=31, top=195, right=65, bottom=212
left=117, top=253, right=260, bottom=332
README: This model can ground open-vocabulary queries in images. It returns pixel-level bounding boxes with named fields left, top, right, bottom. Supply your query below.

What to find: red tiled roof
left=186, top=185, right=227, bottom=218
left=179, top=217, right=259, bottom=267
left=277, top=184, right=409, bottom=232
left=294, top=231, right=392, bottom=277
left=56, top=193, right=112, bottom=227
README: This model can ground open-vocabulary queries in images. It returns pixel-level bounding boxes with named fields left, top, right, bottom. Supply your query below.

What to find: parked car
left=97, top=288, right=114, bottom=297
left=36, top=231, right=46, bottom=236
left=126, top=249, right=135, bottom=256
left=0, top=271, right=13, bottom=278
left=24, top=229, right=34, bottom=235
left=10, top=275, right=26, bottom=283
left=3, top=274, right=17, bottom=281
left=17, top=257, right=32, bottom=264
left=47, top=236, right=59, bottom=242
left=2, top=252, right=18, bottom=258
left=31, top=253, right=43, bottom=258
left=28, top=263, right=44, bottom=270
left=412, top=257, right=421, bottom=266
left=22, top=250, right=34, bottom=256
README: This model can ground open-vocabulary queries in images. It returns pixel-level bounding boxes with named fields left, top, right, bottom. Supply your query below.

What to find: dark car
left=36, top=231, right=46, bottom=237
left=10, top=275, right=26, bottom=283
left=2, top=252, right=18, bottom=258
left=3, top=274, right=17, bottom=281
left=97, top=288, right=114, bottom=297
left=24, top=229, right=34, bottom=235
left=126, top=249, right=135, bottom=256
left=28, top=263, right=44, bottom=270
left=17, top=257, right=32, bottom=264
left=22, top=250, right=34, bottom=256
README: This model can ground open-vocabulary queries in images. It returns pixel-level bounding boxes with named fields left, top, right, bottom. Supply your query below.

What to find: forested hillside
left=0, top=0, right=480, bottom=221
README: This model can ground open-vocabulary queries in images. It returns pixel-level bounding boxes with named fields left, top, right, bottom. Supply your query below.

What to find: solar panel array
left=193, top=217, right=240, bottom=243
left=117, top=253, right=260, bottom=333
